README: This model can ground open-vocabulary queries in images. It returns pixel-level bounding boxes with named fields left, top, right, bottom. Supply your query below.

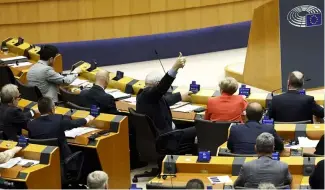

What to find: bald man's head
left=246, top=102, right=263, bottom=121
left=95, top=70, right=109, bottom=89
left=288, top=71, right=304, bottom=89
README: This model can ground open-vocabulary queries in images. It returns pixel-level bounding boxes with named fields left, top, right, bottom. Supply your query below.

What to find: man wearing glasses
left=0, top=84, right=37, bottom=140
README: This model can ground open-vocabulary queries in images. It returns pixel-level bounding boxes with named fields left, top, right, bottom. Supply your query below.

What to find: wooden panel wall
left=243, top=0, right=281, bottom=91
left=0, top=0, right=269, bottom=43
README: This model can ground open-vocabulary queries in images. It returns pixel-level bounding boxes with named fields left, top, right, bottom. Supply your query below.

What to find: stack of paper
left=298, top=137, right=319, bottom=148
left=172, top=104, right=201, bottom=113
left=0, top=157, right=22, bottom=169
left=0, top=56, right=28, bottom=64
left=70, top=78, right=90, bottom=86
left=17, top=159, right=39, bottom=166
left=105, top=89, right=131, bottom=100
left=207, top=176, right=232, bottom=184
left=65, top=127, right=98, bottom=138
left=8, top=62, right=32, bottom=68
left=170, top=101, right=190, bottom=109
left=121, top=96, right=137, bottom=105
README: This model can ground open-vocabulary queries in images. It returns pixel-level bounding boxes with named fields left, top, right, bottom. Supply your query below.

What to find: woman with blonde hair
left=205, top=77, right=247, bottom=123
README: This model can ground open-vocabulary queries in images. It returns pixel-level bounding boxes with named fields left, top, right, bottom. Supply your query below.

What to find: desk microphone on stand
left=154, top=49, right=173, bottom=91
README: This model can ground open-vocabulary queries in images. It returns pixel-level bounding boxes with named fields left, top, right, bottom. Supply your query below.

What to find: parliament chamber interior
left=0, top=0, right=324, bottom=189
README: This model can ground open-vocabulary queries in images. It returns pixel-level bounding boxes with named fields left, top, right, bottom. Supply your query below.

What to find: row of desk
left=16, top=98, right=131, bottom=189
left=148, top=155, right=323, bottom=189
left=2, top=37, right=323, bottom=109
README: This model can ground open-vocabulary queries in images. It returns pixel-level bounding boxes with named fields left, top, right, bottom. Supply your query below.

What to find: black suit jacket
left=27, top=114, right=87, bottom=160
left=0, top=104, right=33, bottom=140
left=309, top=159, right=324, bottom=189
left=315, top=135, right=324, bottom=155
left=136, top=73, right=181, bottom=134
left=227, top=121, right=284, bottom=154
left=269, top=90, right=324, bottom=122
left=79, top=85, right=118, bottom=114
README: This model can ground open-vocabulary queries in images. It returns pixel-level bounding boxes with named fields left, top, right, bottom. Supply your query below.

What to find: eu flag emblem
left=306, top=13, right=322, bottom=27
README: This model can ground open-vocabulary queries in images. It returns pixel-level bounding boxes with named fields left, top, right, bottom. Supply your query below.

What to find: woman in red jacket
left=205, top=77, right=247, bottom=123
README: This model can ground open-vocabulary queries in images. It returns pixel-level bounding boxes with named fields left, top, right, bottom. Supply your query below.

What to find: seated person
left=234, top=133, right=292, bottom=188
left=87, top=171, right=109, bottom=189
left=136, top=53, right=196, bottom=144
left=27, top=97, right=94, bottom=161
left=309, top=159, right=324, bottom=189
left=27, top=45, right=81, bottom=102
left=314, top=135, right=324, bottom=155
left=205, top=77, right=247, bottom=123
left=227, top=102, right=284, bottom=154
left=0, top=84, right=37, bottom=140
left=186, top=179, right=205, bottom=189
left=0, top=147, right=22, bottom=164
left=79, top=70, right=118, bottom=114
left=268, top=71, right=324, bottom=122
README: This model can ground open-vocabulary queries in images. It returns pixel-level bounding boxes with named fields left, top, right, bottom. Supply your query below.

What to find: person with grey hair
left=205, top=77, right=247, bottom=123
left=234, top=132, right=292, bottom=188
left=136, top=53, right=196, bottom=147
left=227, top=102, right=283, bottom=154
left=0, top=84, right=36, bottom=140
left=258, top=183, right=276, bottom=189
left=269, top=70, right=323, bottom=122
left=87, top=171, right=109, bottom=189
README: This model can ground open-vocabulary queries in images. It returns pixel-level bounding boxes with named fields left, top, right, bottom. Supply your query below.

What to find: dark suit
left=227, top=121, right=284, bottom=154
left=27, top=114, right=87, bottom=160
left=79, top=85, right=118, bottom=114
left=269, top=90, right=324, bottom=122
left=234, top=156, right=292, bottom=188
left=136, top=73, right=182, bottom=134
left=309, top=159, right=324, bottom=189
left=314, top=135, right=324, bottom=155
left=0, top=104, right=33, bottom=140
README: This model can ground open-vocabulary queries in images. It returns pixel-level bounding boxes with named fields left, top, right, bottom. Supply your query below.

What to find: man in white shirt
left=27, top=45, right=80, bottom=102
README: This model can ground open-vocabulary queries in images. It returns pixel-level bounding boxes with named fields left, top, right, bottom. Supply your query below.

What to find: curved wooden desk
left=76, top=61, right=324, bottom=107
left=0, top=141, right=60, bottom=188
left=148, top=155, right=323, bottom=189
left=17, top=99, right=131, bottom=189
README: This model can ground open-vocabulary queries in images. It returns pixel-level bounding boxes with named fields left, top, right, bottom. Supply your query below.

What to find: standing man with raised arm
left=27, top=45, right=81, bottom=102
left=136, top=53, right=196, bottom=145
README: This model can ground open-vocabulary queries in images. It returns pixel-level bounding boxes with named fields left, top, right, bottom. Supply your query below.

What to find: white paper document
left=298, top=137, right=319, bottom=148
left=65, top=127, right=98, bottom=138
left=0, top=157, right=22, bottom=169
left=17, top=159, right=39, bottom=166
left=8, top=62, right=32, bottom=68
left=208, top=175, right=232, bottom=184
left=172, top=104, right=201, bottom=113
left=105, top=90, right=131, bottom=100
left=121, top=96, right=137, bottom=105
left=0, top=56, right=27, bottom=62
left=170, top=101, right=190, bottom=109
left=70, top=78, right=89, bottom=86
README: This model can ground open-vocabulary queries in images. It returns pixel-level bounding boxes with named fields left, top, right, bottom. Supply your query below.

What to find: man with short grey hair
left=234, top=132, right=292, bottom=188
left=87, top=171, right=109, bottom=189
left=0, top=84, right=36, bottom=140
left=269, top=70, right=324, bottom=122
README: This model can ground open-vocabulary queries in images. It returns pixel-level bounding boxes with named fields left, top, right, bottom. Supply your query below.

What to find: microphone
left=271, top=78, right=311, bottom=97
left=154, top=50, right=166, bottom=73
left=154, top=49, right=173, bottom=91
